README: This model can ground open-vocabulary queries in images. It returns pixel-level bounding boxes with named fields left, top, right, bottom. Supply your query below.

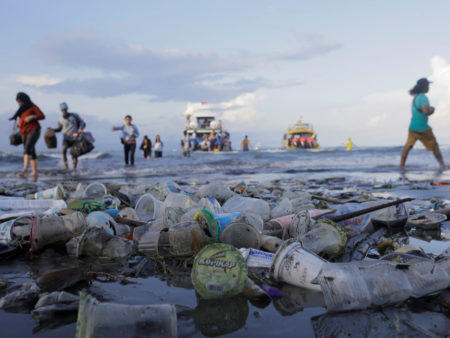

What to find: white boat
left=184, top=104, right=231, bottom=152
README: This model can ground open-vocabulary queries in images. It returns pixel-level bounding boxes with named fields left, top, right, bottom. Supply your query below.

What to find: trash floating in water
left=76, top=292, right=177, bottom=338
left=0, top=282, right=40, bottom=312
left=315, top=249, right=450, bottom=312
left=32, top=291, right=79, bottom=322
left=408, top=212, right=447, bottom=230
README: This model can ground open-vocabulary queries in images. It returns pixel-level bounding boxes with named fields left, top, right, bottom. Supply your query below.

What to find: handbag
left=70, top=133, right=95, bottom=157
left=9, top=123, right=22, bottom=146
left=44, top=128, right=57, bottom=149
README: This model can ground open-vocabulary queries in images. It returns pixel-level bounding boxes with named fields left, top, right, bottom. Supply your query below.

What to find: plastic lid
left=191, top=243, right=248, bottom=299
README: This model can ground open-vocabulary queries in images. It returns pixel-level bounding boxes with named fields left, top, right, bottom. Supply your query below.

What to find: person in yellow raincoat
left=345, top=137, right=355, bottom=151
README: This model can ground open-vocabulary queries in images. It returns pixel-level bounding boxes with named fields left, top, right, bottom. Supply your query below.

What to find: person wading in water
left=12, top=92, right=46, bottom=182
left=400, top=78, right=446, bottom=170
left=112, top=115, right=140, bottom=166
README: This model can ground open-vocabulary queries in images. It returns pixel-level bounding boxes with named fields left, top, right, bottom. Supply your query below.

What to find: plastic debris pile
left=0, top=177, right=449, bottom=337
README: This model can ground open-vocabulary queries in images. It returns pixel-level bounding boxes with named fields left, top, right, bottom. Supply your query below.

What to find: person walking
left=400, top=78, right=446, bottom=170
left=51, top=102, right=86, bottom=169
left=140, top=135, right=152, bottom=159
left=12, top=92, right=45, bottom=181
left=112, top=115, right=139, bottom=166
left=154, top=135, right=164, bottom=158
left=181, top=131, right=191, bottom=157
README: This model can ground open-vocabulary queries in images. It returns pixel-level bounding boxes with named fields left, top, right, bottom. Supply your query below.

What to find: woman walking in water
left=154, top=135, right=164, bottom=158
left=400, top=78, right=446, bottom=170
left=112, top=115, right=139, bottom=166
left=140, top=135, right=152, bottom=159
left=12, top=92, right=45, bottom=181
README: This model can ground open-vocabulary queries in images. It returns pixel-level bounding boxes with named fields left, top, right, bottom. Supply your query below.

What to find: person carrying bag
left=9, top=121, right=22, bottom=146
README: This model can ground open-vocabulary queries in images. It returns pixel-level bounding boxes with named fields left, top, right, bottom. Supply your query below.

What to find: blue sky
left=2, top=0, right=450, bottom=151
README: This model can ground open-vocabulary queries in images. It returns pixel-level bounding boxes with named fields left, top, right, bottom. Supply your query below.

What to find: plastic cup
left=135, top=193, right=164, bottom=222
left=76, top=292, right=177, bottom=338
left=83, top=183, right=107, bottom=198
left=270, top=239, right=325, bottom=291
left=34, top=184, right=66, bottom=200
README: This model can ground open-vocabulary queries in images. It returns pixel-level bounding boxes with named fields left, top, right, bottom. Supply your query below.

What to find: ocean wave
left=80, top=151, right=114, bottom=160
left=0, top=152, right=59, bottom=163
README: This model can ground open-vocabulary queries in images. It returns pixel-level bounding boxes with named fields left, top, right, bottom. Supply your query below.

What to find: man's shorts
left=405, top=128, right=438, bottom=151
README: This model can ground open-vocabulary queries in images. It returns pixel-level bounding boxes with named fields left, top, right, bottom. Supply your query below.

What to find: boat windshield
left=196, top=117, right=215, bottom=128
left=288, top=123, right=313, bottom=131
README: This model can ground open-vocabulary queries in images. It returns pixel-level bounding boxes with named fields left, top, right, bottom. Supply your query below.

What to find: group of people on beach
left=7, top=77, right=448, bottom=181
left=9, top=94, right=165, bottom=179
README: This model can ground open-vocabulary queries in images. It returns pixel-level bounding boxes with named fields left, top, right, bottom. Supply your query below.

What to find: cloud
left=429, top=55, right=450, bottom=123
left=13, top=74, right=62, bottom=87
left=183, top=93, right=259, bottom=127
left=30, top=34, right=264, bottom=101
left=25, top=32, right=340, bottom=102
left=367, top=113, right=387, bottom=127
left=276, top=33, right=343, bottom=61
left=313, top=56, right=450, bottom=146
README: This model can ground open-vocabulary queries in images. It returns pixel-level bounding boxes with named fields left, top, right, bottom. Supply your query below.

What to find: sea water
left=1, top=146, right=450, bottom=184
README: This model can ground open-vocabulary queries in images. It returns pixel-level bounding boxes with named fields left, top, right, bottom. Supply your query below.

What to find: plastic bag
left=70, top=134, right=94, bottom=157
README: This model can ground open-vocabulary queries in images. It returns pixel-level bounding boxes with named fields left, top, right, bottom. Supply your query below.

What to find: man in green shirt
left=400, top=78, right=446, bottom=170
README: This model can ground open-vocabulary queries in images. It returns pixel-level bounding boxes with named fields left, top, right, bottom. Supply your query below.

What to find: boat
left=184, top=104, right=232, bottom=152
left=282, top=119, right=319, bottom=149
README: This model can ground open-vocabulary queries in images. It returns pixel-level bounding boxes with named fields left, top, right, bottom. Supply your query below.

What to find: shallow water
left=1, top=146, right=450, bottom=183
left=0, top=147, right=449, bottom=337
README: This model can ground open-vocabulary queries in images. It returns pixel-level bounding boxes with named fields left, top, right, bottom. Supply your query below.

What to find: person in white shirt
left=154, top=135, right=164, bottom=158
left=112, top=115, right=139, bottom=166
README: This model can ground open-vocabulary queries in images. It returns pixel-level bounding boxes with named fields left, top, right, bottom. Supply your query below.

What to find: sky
left=2, top=0, right=450, bottom=151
